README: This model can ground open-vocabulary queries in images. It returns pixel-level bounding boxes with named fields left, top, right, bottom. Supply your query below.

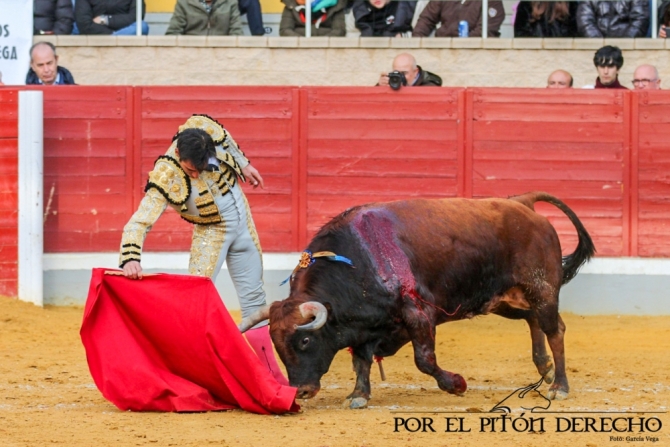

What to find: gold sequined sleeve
left=119, top=188, right=168, bottom=268
left=223, top=134, right=250, bottom=169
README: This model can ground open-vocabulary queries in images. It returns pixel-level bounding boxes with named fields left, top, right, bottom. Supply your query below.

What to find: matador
left=119, top=114, right=288, bottom=386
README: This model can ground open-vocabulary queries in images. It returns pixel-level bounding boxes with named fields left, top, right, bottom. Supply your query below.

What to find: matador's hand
left=123, top=261, right=143, bottom=280
left=242, top=164, right=265, bottom=189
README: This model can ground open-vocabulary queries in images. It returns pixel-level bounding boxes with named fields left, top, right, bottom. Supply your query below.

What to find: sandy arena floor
left=1, top=296, right=668, bottom=447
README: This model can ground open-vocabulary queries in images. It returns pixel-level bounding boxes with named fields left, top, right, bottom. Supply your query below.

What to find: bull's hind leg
left=528, top=316, right=556, bottom=384
left=530, top=292, right=568, bottom=400
left=542, top=312, right=568, bottom=400
left=402, top=307, right=467, bottom=396
left=493, top=306, right=555, bottom=384
left=518, top=270, right=568, bottom=399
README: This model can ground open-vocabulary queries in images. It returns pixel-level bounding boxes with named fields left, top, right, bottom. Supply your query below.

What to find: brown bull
left=240, top=192, right=595, bottom=409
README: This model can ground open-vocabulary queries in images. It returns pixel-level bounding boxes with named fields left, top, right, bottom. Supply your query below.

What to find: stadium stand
left=144, top=0, right=519, bottom=37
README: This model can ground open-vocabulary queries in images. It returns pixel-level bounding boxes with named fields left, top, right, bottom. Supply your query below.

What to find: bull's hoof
left=437, top=373, right=468, bottom=396
left=450, top=374, right=468, bottom=395
left=535, top=356, right=555, bottom=385
left=547, top=388, right=568, bottom=400
left=542, top=366, right=555, bottom=385
left=344, top=397, right=369, bottom=409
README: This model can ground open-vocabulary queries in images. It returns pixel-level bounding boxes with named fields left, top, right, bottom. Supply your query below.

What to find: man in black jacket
left=25, top=42, right=76, bottom=85
left=75, top=0, right=148, bottom=35
left=354, top=0, right=416, bottom=37
left=34, top=0, right=75, bottom=35
left=377, top=53, right=442, bottom=88
left=577, top=0, right=649, bottom=37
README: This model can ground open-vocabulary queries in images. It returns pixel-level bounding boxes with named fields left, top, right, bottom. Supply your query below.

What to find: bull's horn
left=295, top=301, right=328, bottom=331
left=238, top=305, right=271, bottom=333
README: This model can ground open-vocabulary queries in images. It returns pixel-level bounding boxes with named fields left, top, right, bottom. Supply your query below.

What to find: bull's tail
left=511, top=191, right=596, bottom=285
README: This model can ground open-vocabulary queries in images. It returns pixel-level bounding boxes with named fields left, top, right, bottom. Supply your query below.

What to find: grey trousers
left=188, top=181, right=267, bottom=326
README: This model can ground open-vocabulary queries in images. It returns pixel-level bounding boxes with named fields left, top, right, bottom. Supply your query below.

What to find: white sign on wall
left=0, top=0, right=33, bottom=85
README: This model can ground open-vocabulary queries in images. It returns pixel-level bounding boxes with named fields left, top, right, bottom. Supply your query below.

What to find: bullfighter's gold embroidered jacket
left=119, top=115, right=249, bottom=268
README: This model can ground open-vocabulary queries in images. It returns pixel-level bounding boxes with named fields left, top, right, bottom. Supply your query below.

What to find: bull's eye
left=301, top=337, right=310, bottom=347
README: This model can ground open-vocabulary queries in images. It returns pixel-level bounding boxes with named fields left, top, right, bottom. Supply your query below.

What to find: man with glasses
left=632, top=64, right=661, bottom=90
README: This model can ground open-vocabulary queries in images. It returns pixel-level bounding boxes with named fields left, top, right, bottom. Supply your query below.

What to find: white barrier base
left=43, top=253, right=670, bottom=276
left=42, top=254, right=670, bottom=315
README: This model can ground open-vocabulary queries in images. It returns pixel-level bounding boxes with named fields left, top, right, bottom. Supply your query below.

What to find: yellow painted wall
left=146, top=0, right=284, bottom=14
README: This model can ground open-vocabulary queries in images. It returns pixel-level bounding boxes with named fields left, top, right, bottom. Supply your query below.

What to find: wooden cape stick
left=104, top=271, right=159, bottom=277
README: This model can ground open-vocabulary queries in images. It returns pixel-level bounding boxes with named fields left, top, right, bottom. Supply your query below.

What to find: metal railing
left=137, top=0, right=142, bottom=36
left=137, top=0, right=661, bottom=39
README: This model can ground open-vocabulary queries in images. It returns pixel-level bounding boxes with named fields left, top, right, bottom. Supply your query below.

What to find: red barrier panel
left=302, top=87, right=463, bottom=246
left=468, top=88, right=629, bottom=256
left=634, top=90, right=670, bottom=257
left=0, top=89, right=18, bottom=295
left=41, top=86, right=133, bottom=252
left=15, top=86, right=669, bottom=258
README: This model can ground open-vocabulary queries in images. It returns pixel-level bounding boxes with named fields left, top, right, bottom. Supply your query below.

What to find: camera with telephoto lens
left=387, top=71, right=407, bottom=90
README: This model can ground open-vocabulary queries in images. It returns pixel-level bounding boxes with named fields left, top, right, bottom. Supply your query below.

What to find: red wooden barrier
left=634, top=90, right=670, bottom=257
left=5, top=86, right=667, bottom=258
left=468, top=88, right=629, bottom=256
left=0, top=89, right=18, bottom=295
left=302, top=87, right=463, bottom=245
left=40, top=86, right=133, bottom=252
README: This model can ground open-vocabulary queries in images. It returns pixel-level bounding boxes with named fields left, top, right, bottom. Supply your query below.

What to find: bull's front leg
left=403, top=307, right=467, bottom=396
left=346, top=345, right=374, bottom=409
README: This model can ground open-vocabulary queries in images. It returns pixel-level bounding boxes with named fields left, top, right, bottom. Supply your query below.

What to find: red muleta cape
left=80, top=268, right=299, bottom=414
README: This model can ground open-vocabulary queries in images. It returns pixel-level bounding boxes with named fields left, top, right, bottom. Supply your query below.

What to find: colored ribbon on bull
left=280, top=250, right=354, bottom=285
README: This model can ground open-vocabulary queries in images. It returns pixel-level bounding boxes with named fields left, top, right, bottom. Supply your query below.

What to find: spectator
left=632, top=64, right=661, bottom=90
left=659, top=0, right=670, bottom=37
left=75, top=0, right=149, bottom=35
left=377, top=53, right=442, bottom=87
left=34, top=0, right=75, bottom=35
left=25, top=42, right=76, bottom=85
left=353, top=0, right=416, bottom=37
left=592, top=46, right=627, bottom=89
left=239, top=0, right=266, bottom=35
left=514, top=1, right=578, bottom=37
left=413, top=0, right=505, bottom=37
left=576, top=0, right=649, bottom=37
left=279, top=0, right=347, bottom=36
left=547, top=69, right=573, bottom=88
left=166, top=0, right=243, bottom=35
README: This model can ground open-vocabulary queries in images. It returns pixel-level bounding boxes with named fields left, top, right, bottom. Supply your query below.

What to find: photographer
left=377, top=53, right=442, bottom=89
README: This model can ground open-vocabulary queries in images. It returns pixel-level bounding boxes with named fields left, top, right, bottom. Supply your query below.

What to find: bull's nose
left=297, top=390, right=312, bottom=399
left=296, top=385, right=320, bottom=399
